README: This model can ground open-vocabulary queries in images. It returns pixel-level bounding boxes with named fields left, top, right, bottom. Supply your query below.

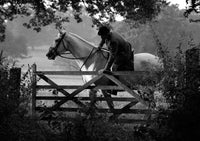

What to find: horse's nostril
left=46, top=52, right=55, bottom=60
left=46, top=52, right=52, bottom=59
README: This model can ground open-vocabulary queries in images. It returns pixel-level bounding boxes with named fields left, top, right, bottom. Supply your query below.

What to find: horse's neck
left=67, top=36, right=92, bottom=58
left=66, top=34, right=98, bottom=70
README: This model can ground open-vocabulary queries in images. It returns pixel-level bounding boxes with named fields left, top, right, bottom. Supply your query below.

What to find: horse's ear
left=58, top=26, right=67, bottom=34
left=56, top=31, right=66, bottom=39
left=59, top=29, right=63, bottom=34
left=58, top=30, right=63, bottom=35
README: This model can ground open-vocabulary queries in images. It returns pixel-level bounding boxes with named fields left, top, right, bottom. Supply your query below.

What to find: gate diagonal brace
left=104, top=74, right=149, bottom=107
left=48, top=73, right=104, bottom=111
left=110, top=100, right=139, bottom=120
left=37, top=74, right=86, bottom=108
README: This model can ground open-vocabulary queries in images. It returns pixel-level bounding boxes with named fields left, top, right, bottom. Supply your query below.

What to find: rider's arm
left=104, top=41, right=118, bottom=71
left=98, top=38, right=105, bottom=49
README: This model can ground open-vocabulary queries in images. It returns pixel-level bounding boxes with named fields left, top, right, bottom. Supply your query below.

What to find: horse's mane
left=69, top=32, right=97, bottom=49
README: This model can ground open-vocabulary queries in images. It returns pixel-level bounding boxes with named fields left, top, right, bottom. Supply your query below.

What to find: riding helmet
left=98, top=26, right=110, bottom=36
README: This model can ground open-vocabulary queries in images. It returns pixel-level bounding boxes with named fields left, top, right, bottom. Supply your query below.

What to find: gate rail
left=31, top=64, right=155, bottom=123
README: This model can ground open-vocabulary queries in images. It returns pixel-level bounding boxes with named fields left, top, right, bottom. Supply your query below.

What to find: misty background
left=1, top=5, right=200, bottom=72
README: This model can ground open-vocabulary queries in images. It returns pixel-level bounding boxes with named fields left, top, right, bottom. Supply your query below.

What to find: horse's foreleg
left=102, top=90, right=114, bottom=111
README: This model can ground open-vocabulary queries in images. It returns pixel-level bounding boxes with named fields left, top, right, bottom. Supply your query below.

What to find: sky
left=168, top=0, right=187, bottom=9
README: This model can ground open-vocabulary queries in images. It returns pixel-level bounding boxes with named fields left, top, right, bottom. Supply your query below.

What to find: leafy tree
left=113, top=4, right=200, bottom=56
left=184, top=0, right=200, bottom=17
left=0, top=0, right=168, bottom=41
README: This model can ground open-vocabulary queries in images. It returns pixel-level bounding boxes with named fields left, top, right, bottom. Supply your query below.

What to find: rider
left=97, top=25, right=134, bottom=73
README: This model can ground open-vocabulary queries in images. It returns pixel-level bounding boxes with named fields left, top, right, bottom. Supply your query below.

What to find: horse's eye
left=49, top=47, right=54, bottom=51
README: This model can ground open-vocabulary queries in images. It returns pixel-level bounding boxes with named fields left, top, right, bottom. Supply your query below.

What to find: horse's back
left=134, top=53, right=161, bottom=71
left=115, top=53, right=162, bottom=87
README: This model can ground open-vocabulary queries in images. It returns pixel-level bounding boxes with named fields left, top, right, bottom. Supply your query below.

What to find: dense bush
left=148, top=28, right=200, bottom=141
left=0, top=51, right=46, bottom=141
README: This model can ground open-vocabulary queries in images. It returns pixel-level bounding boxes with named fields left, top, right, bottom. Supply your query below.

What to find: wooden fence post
left=186, top=47, right=200, bottom=91
left=9, top=68, right=21, bottom=102
left=32, top=64, right=37, bottom=117
left=0, top=69, right=8, bottom=99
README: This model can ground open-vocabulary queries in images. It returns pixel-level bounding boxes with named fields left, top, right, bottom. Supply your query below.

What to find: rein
left=58, top=52, right=86, bottom=60
left=79, top=47, right=95, bottom=70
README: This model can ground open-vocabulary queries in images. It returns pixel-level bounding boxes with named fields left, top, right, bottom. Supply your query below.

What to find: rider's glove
left=97, top=46, right=102, bottom=51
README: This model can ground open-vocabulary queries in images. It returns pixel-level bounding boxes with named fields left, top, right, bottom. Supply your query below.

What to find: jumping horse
left=46, top=31, right=162, bottom=110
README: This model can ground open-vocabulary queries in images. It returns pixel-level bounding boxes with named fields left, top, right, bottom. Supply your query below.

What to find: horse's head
left=46, top=32, right=68, bottom=60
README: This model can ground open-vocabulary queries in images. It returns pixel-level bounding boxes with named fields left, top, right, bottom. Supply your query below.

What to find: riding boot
left=111, top=90, right=117, bottom=95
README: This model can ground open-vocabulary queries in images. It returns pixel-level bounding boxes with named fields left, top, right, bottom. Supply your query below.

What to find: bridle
left=51, top=33, right=86, bottom=60
left=51, top=32, right=108, bottom=70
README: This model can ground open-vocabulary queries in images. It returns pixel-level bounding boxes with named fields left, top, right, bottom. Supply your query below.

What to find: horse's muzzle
left=46, top=52, right=56, bottom=60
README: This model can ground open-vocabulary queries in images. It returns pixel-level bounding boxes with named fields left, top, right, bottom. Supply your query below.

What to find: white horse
left=46, top=31, right=162, bottom=109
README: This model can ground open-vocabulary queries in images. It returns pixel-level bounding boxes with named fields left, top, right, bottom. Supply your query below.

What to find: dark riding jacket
left=99, top=31, right=133, bottom=71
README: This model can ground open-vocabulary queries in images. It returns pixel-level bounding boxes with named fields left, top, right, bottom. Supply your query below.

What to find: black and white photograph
left=0, top=0, right=199, bottom=140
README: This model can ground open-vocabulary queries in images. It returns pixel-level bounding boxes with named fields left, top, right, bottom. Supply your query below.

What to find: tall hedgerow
left=0, top=50, right=46, bottom=141
left=148, top=26, right=200, bottom=141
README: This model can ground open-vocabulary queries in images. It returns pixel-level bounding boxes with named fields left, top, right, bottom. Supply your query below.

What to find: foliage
left=183, top=0, right=200, bottom=23
left=113, top=5, right=199, bottom=56
left=146, top=26, right=200, bottom=141
left=0, top=0, right=168, bottom=41
left=0, top=51, right=46, bottom=141
left=184, top=0, right=200, bottom=17
left=40, top=108, right=156, bottom=141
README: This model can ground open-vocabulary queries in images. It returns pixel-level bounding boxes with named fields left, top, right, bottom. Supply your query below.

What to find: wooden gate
left=31, top=64, right=156, bottom=123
